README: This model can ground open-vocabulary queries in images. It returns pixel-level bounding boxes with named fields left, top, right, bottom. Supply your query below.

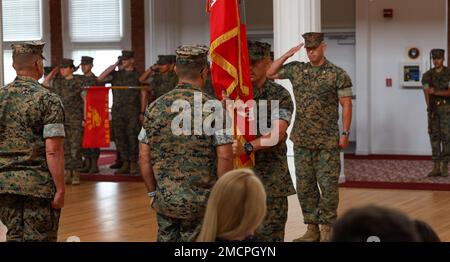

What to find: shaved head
left=13, top=53, right=41, bottom=71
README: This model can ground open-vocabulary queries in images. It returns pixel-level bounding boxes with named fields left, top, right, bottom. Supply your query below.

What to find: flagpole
left=240, top=0, right=247, bottom=24
left=82, top=86, right=147, bottom=90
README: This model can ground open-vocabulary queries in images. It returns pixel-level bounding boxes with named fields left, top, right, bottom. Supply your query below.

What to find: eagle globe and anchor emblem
left=86, top=106, right=102, bottom=130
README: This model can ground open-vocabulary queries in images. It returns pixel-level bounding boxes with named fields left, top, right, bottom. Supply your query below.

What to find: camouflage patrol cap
left=44, top=66, right=54, bottom=75
left=121, top=50, right=134, bottom=60
left=11, top=41, right=45, bottom=59
left=248, top=41, right=271, bottom=61
left=81, top=56, right=94, bottom=65
left=431, top=49, right=445, bottom=59
left=60, top=58, right=75, bottom=68
left=303, top=32, right=325, bottom=48
left=157, top=55, right=177, bottom=65
left=176, top=45, right=209, bottom=66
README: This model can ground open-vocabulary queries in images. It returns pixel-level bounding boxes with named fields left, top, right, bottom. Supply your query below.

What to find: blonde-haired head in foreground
left=197, top=169, right=267, bottom=242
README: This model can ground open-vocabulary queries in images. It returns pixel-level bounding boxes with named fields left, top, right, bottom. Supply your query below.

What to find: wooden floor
left=60, top=182, right=450, bottom=242
left=2, top=181, right=450, bottom=242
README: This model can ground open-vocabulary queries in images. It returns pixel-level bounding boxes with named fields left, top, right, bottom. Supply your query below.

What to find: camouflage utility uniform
left=422, top=49, right=450, bottom=177
left=150, top=71, right=178, bottom=99
left=49, top=75, right=84, bottom=172
left=109, top=70, right=141, bottom=165
left=278, top=58, right=353, bottom=225
left=139, top=81, right=232, bottom=242
left=253, top=80, right=296, bottom=242
left=423, top=68, right=450, bottom=163
left=248, top=41, right=296, bottom=242
left=0, top=65, right=65, bottom=241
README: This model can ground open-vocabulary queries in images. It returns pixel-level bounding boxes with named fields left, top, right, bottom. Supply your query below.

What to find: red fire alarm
left=383, top=9, right=393, bottom=18
left=386, top=78, right=393, bottom=87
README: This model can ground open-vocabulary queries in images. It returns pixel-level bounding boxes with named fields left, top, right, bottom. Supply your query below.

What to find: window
left=1, top=0, right=48, bottom=85
left=68, top=0, right=122, bottom=43
left=63, top=0, right=130, bottom=81
left=63, top=0, right=129, bottom=111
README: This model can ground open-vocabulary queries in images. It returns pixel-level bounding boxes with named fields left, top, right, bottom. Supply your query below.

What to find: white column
left=0, top=0, right=4, bottom=86
left=355, top=0, right=371, bottom=156
left=273, top=0, right=321, bottom=62
left=0, top=1, right=6, bottom=242
left=273, top=0, right=346, bottom=184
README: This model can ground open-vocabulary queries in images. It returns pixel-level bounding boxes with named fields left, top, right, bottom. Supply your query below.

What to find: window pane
left=69, top=0, right=122, bottom=42
left=72, top=49, right=122, bottom=76
left=3, top=50, right=16, bottom=84
left=2, top=0, right=42, bottom=41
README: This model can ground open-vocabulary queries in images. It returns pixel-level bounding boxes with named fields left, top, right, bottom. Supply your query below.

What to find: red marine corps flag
left=82, top=87, right=111, bottom=148
left=208, top=0, right=255, bottom=168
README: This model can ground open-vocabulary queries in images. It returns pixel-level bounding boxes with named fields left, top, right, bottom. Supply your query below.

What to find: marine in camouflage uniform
left=138, top=45, right=233, bottom=242
left=149, top=55, right=178, bottom=99
left=101, top=51, right=141, bottom=174
left=270, top=32, right=353, bottom=242
left=139, top=55, right=178, bottom=119
left=48, top=58, right=85, bottom=185
left=79, top=56, right=101, bottom=174
left=0, top=41, right=65, bottom=242
left=242, top=41, right=296, bottom=242
left=422, top=49, right=450, bottom=177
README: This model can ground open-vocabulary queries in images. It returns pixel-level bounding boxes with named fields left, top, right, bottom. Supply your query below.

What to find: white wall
left=0, top=1, right=4, bottom=242
left=0, top=0, right=3, bottom=86
left=146, top=0, right=208, bottom=66
left=178, top=0, right=210, bottom=46
left=356, top=0, right=447, bottom=155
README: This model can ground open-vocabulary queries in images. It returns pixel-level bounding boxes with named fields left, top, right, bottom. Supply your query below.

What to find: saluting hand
left=284, top=43, right=305, bottom=58
left=49, top=66, right=60, bottom=79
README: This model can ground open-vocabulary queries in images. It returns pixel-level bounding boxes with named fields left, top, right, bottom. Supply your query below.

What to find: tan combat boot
left=129, top=161, right=139, bottom=174
left=72, top=171, right=80, bottom=185
left=427, top=161, right=441, bottom=177
left=64, top=170, right=72, bottom=185
left=293, top=224, right=320, bottom=242
left=89, top=157, right=99, bottom=174
left=440, top=162, right=449, bottom=177
left=320, top=224, right=332, bottom=242
left=79, top=157, right=91, bottom=173
left=115, top=161, right=130, bottom=174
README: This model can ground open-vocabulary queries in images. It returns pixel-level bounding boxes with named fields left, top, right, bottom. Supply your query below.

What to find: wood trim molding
left=49, top=0, right=63, bottom=66
left=131, top=0, right=146, bottom=73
